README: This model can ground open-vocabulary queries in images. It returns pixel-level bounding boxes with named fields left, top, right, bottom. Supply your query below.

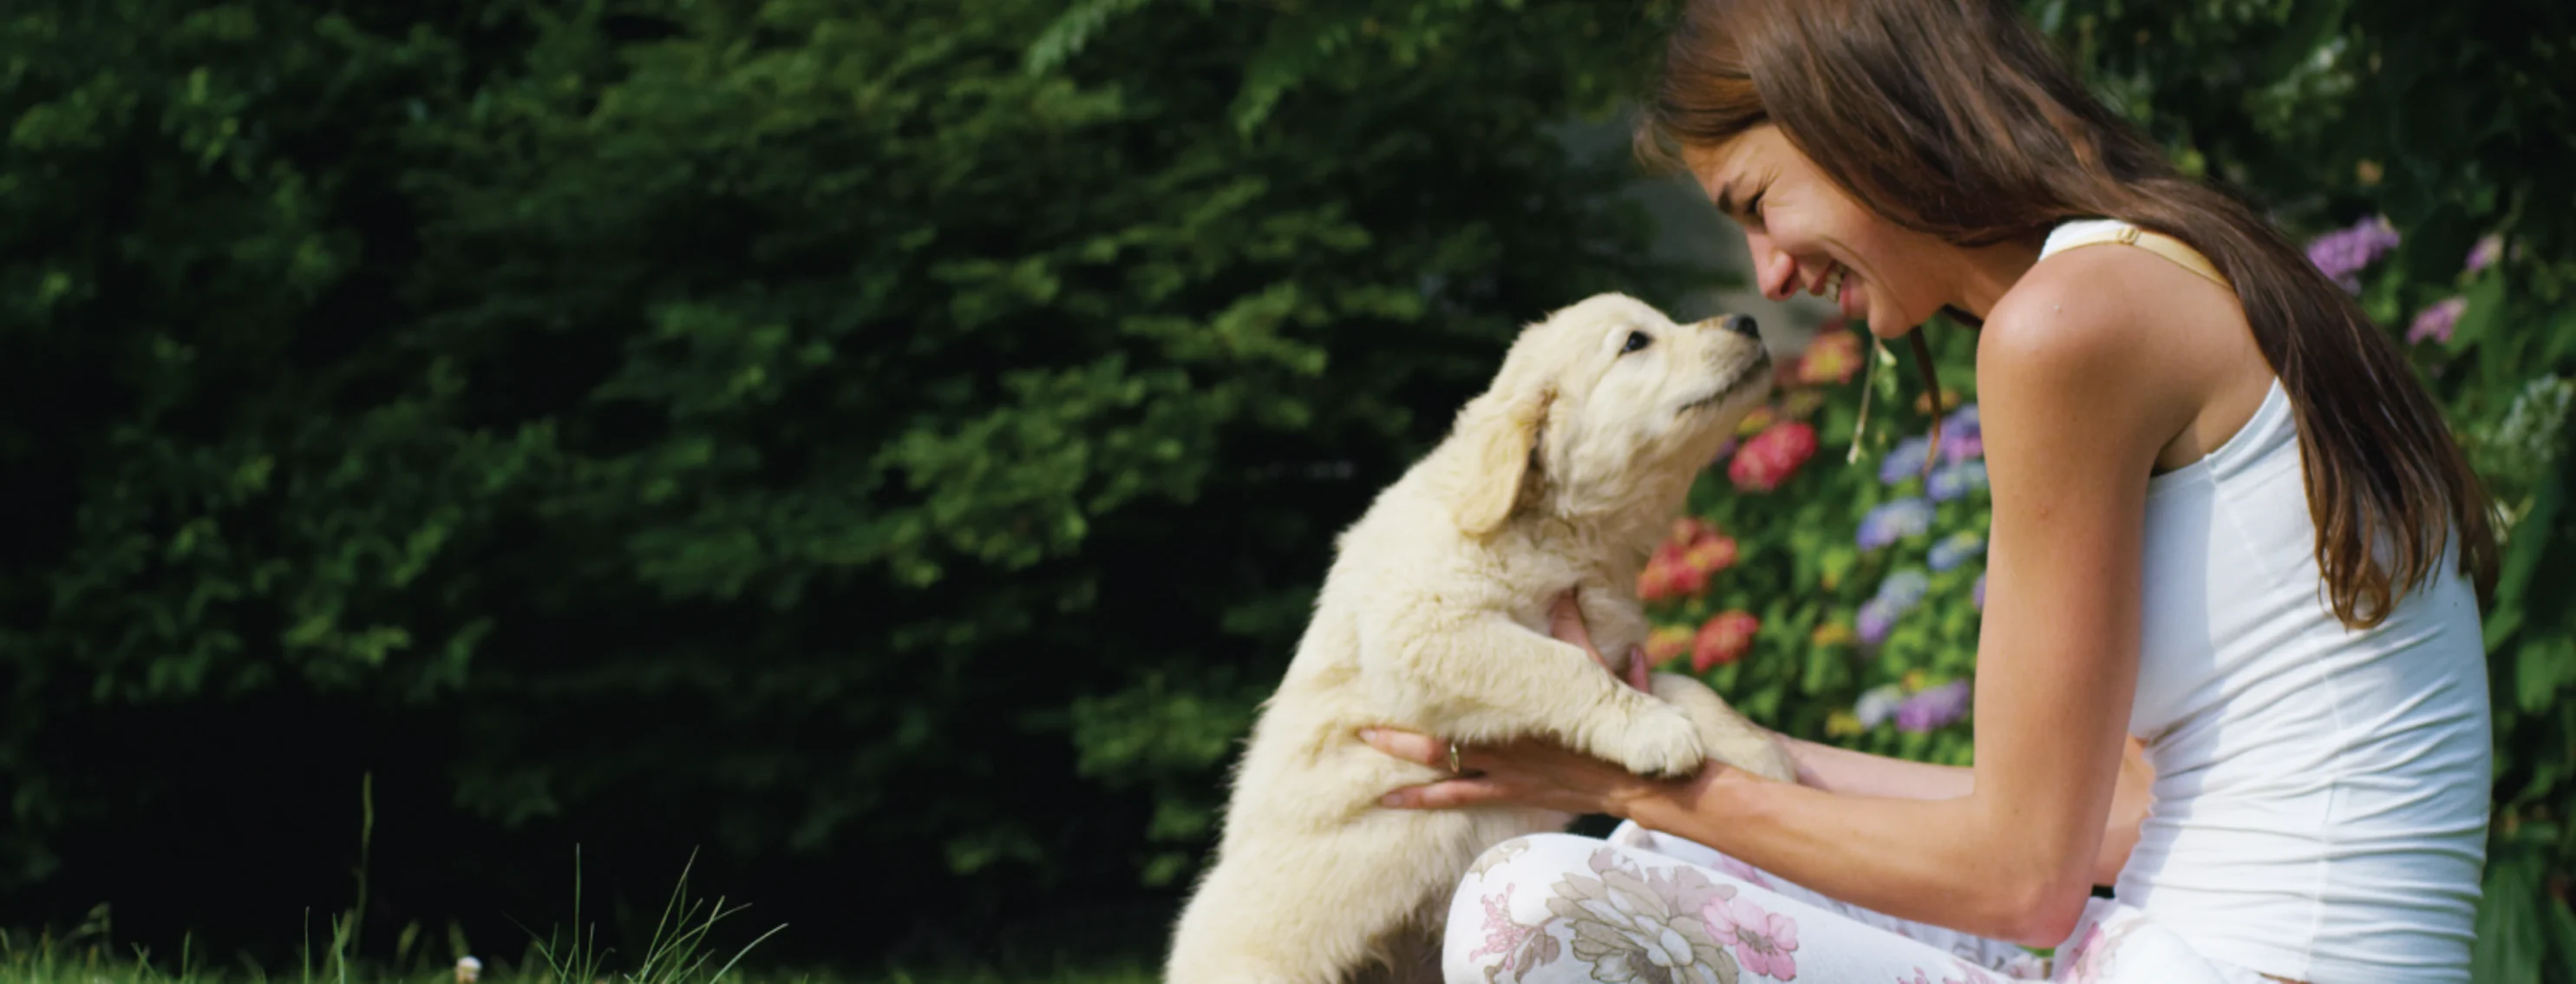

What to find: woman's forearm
left=1780, top=736, right=1975, bottom=798
left=1618, top=769, right=2089, bottom=945
left=1769, top=732, right=2154, bottom=889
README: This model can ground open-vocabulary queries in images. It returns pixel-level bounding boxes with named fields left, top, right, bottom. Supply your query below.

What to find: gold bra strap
left=2047, top=223, right=2233, bottom=291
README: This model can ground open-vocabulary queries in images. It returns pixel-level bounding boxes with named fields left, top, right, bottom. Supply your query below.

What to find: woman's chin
left=1861, top=307, right=1903, bottom=339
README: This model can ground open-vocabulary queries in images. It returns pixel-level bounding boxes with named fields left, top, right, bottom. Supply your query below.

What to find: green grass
left=0, top=776, right=1161, bottom=984
left=0, top=915, right=1159, bottom=984
left=0, top=960, right=1159, bottom=984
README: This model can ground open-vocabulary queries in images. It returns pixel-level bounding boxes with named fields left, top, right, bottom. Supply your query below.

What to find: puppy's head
left=1444, top=293, right=1772, bottom=537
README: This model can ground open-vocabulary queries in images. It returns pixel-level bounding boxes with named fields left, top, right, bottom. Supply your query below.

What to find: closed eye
left=1620, top=330, right=1652, bottom=355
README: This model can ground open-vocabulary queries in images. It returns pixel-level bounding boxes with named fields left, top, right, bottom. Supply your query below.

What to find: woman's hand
left=1360, top=592, right=1695, bottom=817
left=1359, top=725, right=1677, bottom=817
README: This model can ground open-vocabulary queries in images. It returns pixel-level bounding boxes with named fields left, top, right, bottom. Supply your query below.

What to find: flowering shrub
left=1727, top=420, right=1818, bottom=492
left=1642, top=321, right=1991, bottom=766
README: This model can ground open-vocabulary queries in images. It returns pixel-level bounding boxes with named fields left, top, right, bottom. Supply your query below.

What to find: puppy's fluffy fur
left=1166, top=294, right=1798, bottom=984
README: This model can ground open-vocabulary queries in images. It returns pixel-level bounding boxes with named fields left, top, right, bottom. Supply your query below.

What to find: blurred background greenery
left=1, top=0, right=2570, bottom=980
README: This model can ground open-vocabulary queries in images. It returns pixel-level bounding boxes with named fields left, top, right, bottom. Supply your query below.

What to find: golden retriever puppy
left=1165, top=294, right=1797, bottom=984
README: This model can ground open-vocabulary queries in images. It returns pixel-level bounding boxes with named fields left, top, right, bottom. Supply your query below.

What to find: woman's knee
left=1445, top=834, right=1742, bottom=983
left=1442, top=835, right=1601, bottom=970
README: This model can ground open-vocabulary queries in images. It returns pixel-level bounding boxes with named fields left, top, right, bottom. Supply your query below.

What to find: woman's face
left=1685, top=125, right=1955, bottom=338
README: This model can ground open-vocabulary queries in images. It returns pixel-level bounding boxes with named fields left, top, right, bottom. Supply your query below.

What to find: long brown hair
left=1639, top=0, right=2495, bottom=627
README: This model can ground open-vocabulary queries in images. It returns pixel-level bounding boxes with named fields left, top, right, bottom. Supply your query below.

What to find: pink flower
left=1941, top=960, right=2001, bottom=984
left=1644, top=625, right=1693, bottom=666
left=1684, top=535, right=1740, bottom=574
left=2409, top=296, right=2466, bottom=344
left=1702, top=895, right=1801, bottom=980
left=1670, top=517, right=1718, bottom=543
left=1639, top=519, right=1736, bottom=601
left=1467, top=885, right=1527, bottom=961
left=1729, top=420, right=1818, bottom=491
left=2467, top=233, right=2503, bottom=273
left=1638, top=556, right=1709, bottom=601
left=1896, top=972, right=1935, bottom=984
left=1796, top=327, right=1863, bottom=385
left=1692, top=610, right=1760, bottom=672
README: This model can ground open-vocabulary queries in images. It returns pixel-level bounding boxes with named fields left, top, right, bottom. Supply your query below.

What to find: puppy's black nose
left=1722, top=314, right=1761, bottom=339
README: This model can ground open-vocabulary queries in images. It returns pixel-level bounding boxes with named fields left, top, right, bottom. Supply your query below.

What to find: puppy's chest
left=1497, top=558, right=1650, bottom=646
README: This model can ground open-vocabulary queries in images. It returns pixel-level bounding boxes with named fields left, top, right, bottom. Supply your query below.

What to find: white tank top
left=2041, top=220, right=2494, bottom=982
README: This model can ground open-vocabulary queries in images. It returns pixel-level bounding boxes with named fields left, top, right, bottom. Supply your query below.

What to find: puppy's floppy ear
left=1451, top=385, right=1554, bottom=537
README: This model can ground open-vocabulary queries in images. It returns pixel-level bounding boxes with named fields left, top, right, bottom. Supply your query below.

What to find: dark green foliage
left=0, top=0, right=1697, bottom=956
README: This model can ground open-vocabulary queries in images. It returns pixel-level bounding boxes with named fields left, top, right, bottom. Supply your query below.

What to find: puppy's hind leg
left=1166, top=813, right=1480, bottom=984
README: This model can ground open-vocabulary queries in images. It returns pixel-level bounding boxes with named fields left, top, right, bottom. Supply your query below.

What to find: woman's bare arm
left=1778, top=733, right=2152, bottom=885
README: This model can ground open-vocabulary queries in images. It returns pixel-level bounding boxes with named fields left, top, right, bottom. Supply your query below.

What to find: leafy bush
left=0, top=0, right=1702, bottom=954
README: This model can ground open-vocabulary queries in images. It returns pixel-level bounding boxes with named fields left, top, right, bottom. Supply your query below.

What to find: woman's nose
left=1746, top=231, right=1795, bottom=301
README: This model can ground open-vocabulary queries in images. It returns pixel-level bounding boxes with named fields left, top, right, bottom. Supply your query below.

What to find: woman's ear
left=1449, top=386, right=1553, bottom=537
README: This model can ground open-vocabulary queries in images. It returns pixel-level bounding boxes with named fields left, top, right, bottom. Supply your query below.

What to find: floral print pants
left=1444, top=823, right=2270, bottom=984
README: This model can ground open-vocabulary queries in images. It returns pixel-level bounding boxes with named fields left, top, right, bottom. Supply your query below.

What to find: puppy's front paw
left=1611, top=704, right=1707, bottom=779
left=1651, top=672, right=1797, bottom=782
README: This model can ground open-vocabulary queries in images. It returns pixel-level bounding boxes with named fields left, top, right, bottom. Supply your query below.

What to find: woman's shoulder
left=1977, top=246, right=2240, bottom=465
left=1981, top=249, right=2200, bottom=392
left=1988, top=231, right=2270, bottom=469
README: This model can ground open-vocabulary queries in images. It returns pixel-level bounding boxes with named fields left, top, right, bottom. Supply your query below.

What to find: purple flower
left=1857, top=568, right=1930, bottom=645
left=1972, top=573, right=1987, bottom=610
left=1878, top=436, right=1933, bottom=485
left=2409, top=296, right=2467, bottom=345
left=1927, top=460, right=1989, bottom=502
left=1939, top=404, right=1982, bottom=462
left=1876, top=567, right=1932, bottom=609
left=1856, top=598, right=1899, bottom=646
left=1928, top=531, right=1986, bottom=572
left=1894, top=679, right=1972, bottom=733
left=2305, top=215, right=2399, bottom=293
left=2467, top=233, right=2503, bottom=274
left=1857, top=498, right=1935, bottom=550
left=1854, top=684, right=1906, bottom=727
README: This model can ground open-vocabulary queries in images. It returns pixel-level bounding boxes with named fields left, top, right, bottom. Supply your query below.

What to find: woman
left=1357, top=0, right=2497, bottom=981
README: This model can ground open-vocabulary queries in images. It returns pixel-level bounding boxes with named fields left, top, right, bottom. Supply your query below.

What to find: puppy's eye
left=1620, top=331, right=1653, bottom=355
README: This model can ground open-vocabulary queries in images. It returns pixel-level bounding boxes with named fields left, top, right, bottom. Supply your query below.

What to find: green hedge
left=0, top=0, right=1703, bottom=954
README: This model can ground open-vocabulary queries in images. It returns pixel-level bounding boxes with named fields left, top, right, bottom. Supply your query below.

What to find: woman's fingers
left=1551, top=590, right=1618, bottom=681
left=1382, top=777, right=1509, bottom=810
left=1357, top=726, right=1448, bottom=767
left=1549, top=592, right=1596, bottom=653
left=1553, top=589, right=1647, bottom=690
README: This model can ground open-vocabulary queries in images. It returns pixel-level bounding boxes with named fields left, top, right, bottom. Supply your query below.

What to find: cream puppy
left=1165, top=294, right=1796, bottom=984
